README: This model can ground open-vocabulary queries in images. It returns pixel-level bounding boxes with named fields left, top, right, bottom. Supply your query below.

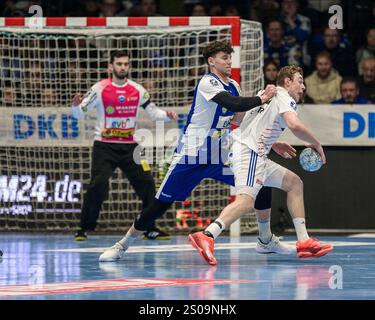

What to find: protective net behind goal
left=0, top=19, right=263, bottom=234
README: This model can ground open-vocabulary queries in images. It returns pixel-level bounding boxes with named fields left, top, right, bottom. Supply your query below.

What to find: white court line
left=348, top=234, right=375, bottom=238
left=44, top=241, right=375, bottom=254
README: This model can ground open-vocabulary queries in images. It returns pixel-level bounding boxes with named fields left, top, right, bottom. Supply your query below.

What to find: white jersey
left=232, top=86, right=297, bottom=158
left=178, top=73, right=240, bottom=158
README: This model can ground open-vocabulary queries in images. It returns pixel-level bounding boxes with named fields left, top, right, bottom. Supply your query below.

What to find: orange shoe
left=188, top=232, right=217, bottom=265
left=296, top=237, right=333, bottom=258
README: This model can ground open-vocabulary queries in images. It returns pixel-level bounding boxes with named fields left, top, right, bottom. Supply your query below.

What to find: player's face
left=110, top=56, right=130, bottom=80
left=288, top=72, right=305, bottom=102
left=209, top=51, right=232, bottom=77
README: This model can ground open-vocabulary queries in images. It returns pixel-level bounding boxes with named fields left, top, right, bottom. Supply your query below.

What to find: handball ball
left=299, top=148, right=323, bottom=172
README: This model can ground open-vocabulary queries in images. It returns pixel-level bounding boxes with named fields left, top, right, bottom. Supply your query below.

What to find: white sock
left=293, top=218, right=309, bottom=241
left=118, top=231, right=139, bottom=251
left=204, top=218, right=226, bottom=239
left=257, top=219, right=272, bottom=243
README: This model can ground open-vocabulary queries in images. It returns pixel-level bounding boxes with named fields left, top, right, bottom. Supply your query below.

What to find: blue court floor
left=0, top=233, right=375, bottom=300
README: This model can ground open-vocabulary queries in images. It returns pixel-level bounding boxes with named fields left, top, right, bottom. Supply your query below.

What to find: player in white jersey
left=99, top=41, right=298, bottom=262
left=189, top=65, right=333, bottom=264
left=71, top=50, right=177, bottom=241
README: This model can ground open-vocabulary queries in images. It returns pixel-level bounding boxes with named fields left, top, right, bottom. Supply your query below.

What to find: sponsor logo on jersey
left=102, top=128, right=134, bottom=138
left=118, top=95, right=126, bottom=103
left=81, top=106, right=88, bottom=113
left=210, top=79, right=219, bottom=86
left=143, top=92, right=150, bottom=101
left=107, top=118, right=133, bottom=129
left=258, top=106, right=265, bottom=113
left=127, top=97, right=138, bottom=101
left=290, top=101, right=297, bottom=110
left=106, top=106, right=115, bottom=114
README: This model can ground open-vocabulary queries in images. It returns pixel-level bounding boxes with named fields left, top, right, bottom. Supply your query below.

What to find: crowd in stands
left=1, top=0, right=374, bottom=104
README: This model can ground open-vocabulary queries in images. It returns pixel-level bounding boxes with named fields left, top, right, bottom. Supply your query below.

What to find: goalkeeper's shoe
left=74, top=229, right=87, bottom=241
left=143, top=228, right=171, bottom=240
left=296, top=237, right=333, bottom=258
left=256, top=235, right=295, bottom=255
left=99, top=243, right=127, bottom=262
left=188, top=232, right=217, bottom=265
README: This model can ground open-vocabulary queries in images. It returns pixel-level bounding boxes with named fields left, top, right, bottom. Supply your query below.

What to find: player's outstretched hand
left=260, top=85, right=277, bottom=104
left=72, top=94, right=83, bottom=107
left=272, top=141, right=297, bottom=159
left=306, top=143, right=326, bottom=165
left=167, top=111, right=178, bottom=120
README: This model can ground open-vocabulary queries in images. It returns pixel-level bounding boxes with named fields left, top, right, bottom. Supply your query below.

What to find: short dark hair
left=315, top=51, right=332, bottom=63
left=341, top=77, right=358, bottom=88
left=202, top=40, right=234, bottom=65
left=276, top=65, right=303, bottom=86
left=267, top=19, right=283, bottom=30
left=110, top=50, right=129, bottom=63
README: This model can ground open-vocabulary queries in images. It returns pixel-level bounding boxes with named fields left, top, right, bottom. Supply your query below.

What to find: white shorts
left=232, top=141, right=287, bottom=198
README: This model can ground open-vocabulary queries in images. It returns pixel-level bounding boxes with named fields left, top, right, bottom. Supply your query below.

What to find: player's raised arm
left=141, top=100, right=178, bottom=121
left=211, top=84, right=276, bottom=112
left=71, top=85, right=100, bottom=119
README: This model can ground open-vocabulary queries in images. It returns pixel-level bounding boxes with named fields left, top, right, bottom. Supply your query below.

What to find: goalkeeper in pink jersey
left=71, top=50, right=177, bottom=241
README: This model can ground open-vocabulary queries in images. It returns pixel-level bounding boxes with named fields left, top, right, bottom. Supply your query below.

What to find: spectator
left=311, top=27, right=356, bottom=77
left=41, top=88, right=57, bottom=107
left=263, top=60, right=278, bottom=86
left=191, top=3, right=207, bottom=16
left=305, top=51, right=342, bottom=104
left=249, top=0, right=280, bottom=27
left=82, top=0, right=101, bottom=16
left=2, top=0, right=15, bottom=16
left=332, top=78, right=371, bottom=104
left=2, top=86, right=17, bottom=108
left=298, top=0, right=326, bottom=35
left=279, top=0, right=311, bottom=47
left=357, top=57, right=375, bottom=103
left=208, top=3, right=223, bottom=16
left=224, top=5, right=239, bottom=16
left=139, top=0, right=161, bottom=16
left=356, top=28, right=375, bottom=75
left=264, top=20, right=303, bottom=67
left=99, top=0, right=127, bottom=17
left=279, top=0, right=311, bottom=67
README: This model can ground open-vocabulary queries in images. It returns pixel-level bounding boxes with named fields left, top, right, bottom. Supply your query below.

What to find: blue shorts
left=155, top=159, right=234, bottom=202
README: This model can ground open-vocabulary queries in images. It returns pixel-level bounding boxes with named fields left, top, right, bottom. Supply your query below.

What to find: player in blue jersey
left=99, top=40, right=297, bottom=262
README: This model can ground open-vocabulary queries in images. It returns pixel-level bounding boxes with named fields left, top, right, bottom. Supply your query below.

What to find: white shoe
left=99, top=242, right=127, bottom=262
left=256, top=234, right=296, bottom=255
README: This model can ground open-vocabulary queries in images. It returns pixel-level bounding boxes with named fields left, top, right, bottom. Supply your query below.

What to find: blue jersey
left=176, top=72, right=240, bottom=163
left=156, top=73, right=240, bottom=202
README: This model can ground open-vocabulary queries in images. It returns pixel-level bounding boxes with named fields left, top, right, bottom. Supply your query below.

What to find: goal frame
left=1, top=16, right=254, bottom=236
